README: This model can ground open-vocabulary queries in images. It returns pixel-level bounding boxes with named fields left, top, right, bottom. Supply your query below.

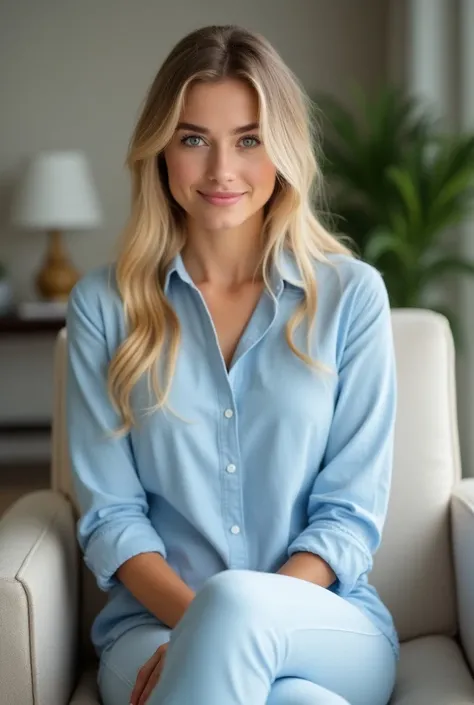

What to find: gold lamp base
left=36, top=229, right=80, bottom=301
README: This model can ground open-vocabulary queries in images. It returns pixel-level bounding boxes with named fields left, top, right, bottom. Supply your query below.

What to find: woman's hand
left=130, top=642, right=169, bottom=705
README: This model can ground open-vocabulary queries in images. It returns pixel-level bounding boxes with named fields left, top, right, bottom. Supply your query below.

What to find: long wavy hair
left=109, top=24, right=353, bottom=432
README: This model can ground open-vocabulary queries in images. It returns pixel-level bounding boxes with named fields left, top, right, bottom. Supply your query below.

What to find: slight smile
left=198, top=191, right=246, bottom=206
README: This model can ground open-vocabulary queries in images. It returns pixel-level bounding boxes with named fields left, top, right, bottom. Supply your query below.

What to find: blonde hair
left=110, top=24, right=353, bottom=432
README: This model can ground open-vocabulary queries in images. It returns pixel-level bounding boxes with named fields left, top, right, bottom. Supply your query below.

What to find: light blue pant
left=98, top=570, right=397, bottom=705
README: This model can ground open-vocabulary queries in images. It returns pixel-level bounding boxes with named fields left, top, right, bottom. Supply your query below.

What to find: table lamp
left=11, top=150, right=102, bottom=301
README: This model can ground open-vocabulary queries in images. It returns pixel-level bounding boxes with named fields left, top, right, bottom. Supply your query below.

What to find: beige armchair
left=1, top=310, right=474, bottom=705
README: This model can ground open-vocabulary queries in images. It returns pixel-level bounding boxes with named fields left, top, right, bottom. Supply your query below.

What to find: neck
left=182, top=212, right=265, bottom=290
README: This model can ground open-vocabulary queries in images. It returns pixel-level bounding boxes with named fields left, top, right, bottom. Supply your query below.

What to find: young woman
left=66, top=24, right=398, bottom=705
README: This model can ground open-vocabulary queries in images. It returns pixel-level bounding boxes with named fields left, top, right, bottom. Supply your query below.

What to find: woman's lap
left=98, top=623, right=171, bottom=700
left=98, top=570, right=396, bottom=705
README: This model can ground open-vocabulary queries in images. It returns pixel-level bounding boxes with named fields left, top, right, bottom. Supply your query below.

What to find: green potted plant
left=314, top=86, right=474, bottom=338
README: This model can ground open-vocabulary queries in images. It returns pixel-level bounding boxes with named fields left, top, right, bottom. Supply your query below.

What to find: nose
left=206, top=143, right=236, bottom=183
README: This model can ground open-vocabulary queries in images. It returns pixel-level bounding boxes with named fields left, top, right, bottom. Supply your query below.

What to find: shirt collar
left=163, top=252, right=193, bottom=294
left=275, top=248, right=305, bottom=292
left=164, top=248, right=304, bottom=297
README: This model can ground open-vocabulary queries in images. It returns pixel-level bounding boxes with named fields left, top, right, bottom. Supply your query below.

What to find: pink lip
left=198, top=191, right=245, bottom=206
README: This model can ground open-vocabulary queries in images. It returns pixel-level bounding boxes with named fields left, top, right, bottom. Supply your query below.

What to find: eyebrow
left=176, top=121, right=259, bottom=135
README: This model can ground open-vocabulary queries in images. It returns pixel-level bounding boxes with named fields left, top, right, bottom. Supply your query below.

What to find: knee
left=201, top=569, right=264, bottom=603
left=269, top=679, right=350, bottom=705
left=192, top=570, right=268, bottom=623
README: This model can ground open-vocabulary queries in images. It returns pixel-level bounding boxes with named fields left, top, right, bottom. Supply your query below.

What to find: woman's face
left=163, top=79, right=277, bottom=232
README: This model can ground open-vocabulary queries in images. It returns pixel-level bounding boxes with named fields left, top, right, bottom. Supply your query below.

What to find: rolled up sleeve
left=66, top=280, right=166, bottom=592
left=288, top=266, right=396, bottom=596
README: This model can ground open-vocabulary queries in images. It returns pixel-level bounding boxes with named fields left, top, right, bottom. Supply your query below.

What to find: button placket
left=220, top=402, right=247, bottom=568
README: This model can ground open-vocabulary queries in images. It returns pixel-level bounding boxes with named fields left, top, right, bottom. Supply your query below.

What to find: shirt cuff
left=287, top=520, right=373, bottom=596
left=83, top=520, right=167, bottom=591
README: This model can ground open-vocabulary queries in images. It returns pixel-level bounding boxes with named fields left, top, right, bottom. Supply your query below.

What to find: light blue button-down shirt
left=66, top=250, right=399, bottom=658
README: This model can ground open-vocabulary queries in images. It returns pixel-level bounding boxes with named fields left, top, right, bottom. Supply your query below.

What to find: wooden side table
left=0, top=314, right=65, bottom=437
left=0, top=314, right=65, bottom=336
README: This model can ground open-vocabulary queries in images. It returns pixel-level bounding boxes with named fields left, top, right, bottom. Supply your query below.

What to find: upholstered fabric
left=371, top=311, right=459, bottom=642
left=1, top=308, right=473, bottom=704
left=69, top=670, right=100, bottom=704
left=392, top=636, right=474, bottom=704
left=0, top=490, right=79, bottom=705
left=452, top=477, right=474, bottom=669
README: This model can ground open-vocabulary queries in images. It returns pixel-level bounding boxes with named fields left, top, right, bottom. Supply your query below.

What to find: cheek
left=251, top=160, right=277, bottom=197
left=165, top=152, right=201, bottom=194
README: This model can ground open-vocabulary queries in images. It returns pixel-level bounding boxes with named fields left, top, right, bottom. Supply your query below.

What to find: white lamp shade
left=12, top=150, right=102, bottom=230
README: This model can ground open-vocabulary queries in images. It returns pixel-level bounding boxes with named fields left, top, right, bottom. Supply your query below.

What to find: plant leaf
left=420, top=257, right=474, bottom=287
left=386, top=166, right=422, bottom=233
left=364, top=228, right=413, bottom=267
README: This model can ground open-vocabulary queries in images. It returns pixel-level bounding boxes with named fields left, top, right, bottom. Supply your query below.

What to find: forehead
left=180, top=79, right=259, bottom=129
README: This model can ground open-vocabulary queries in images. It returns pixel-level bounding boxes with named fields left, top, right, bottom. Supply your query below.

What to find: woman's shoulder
left=71, top=262, right=117, bottom=300
left=316, top=252, right=389, bottom=306
left=68, top=262, right=122, bottom=323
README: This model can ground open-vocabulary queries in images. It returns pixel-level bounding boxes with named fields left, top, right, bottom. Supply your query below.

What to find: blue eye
left=181, top=135, right=204, bottom=147
left=240, top=136, right=260, bottom=148
left=179, top=134, right=261, bottom=149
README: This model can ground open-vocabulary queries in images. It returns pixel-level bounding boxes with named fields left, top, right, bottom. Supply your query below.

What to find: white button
left=230, top=525, right=240, bottom=535
left=224, top=409, right=234, bottom=419
left=226, top=463, right=236, bottom=474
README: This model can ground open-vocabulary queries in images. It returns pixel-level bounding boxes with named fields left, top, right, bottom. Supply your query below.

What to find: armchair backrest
left=52, top=309, right=461, bottom=660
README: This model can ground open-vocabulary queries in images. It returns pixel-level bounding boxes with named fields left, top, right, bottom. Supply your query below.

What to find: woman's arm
left=117, top=553, right=195, bottom=628
left=277, top=551, right=336, bottom=587
left=67, top=274, right=192, bottom=627
left=284, top=265, right=396, bottom=595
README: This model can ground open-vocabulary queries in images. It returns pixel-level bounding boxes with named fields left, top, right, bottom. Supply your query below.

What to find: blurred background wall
left=0, top=0, right=473, bottom=495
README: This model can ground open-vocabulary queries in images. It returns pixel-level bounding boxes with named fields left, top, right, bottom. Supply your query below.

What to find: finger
left=137, top=662, right=162, bottom=705
left=130, top=655, right=161, bottom=705
left=155, top=654, right=166, bottom=682
left=156, top=644, right=168, bottom=679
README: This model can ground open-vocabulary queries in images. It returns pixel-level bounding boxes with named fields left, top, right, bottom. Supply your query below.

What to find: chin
left=199, top=214, right=249, bottom=231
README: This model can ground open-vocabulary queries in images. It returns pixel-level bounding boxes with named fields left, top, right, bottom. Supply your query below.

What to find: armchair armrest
left=0, top=489, right=79, bottom=705
left=452, top=477, right=474, bottom=672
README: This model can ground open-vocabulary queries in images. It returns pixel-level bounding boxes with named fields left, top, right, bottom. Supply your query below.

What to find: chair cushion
left=371, top=311, right=459, bottom=642
left=391, top=635, right=474, bottom=704
left=69, top=669, right=100, bottom=705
